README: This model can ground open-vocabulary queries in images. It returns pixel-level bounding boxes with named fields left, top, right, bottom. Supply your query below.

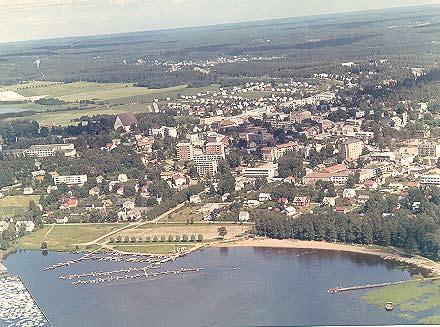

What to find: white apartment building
left=53, top=174, right=88, bottom=186
left=243, top=163, right=279, bottom=179
left=193, top=154, right=222, bottom=176
left=25, top=144, right=76, bottom=158
left=418, top=143, right=440, bottom=158
left=420, top=169, right=440, bottom=185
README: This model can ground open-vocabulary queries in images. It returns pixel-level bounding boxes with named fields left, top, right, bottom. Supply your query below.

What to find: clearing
left=0, top=195, right=39, bottom=219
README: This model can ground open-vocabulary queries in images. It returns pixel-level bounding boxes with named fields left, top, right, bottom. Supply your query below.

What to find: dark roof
left=117, top=112, right=138, bottom=127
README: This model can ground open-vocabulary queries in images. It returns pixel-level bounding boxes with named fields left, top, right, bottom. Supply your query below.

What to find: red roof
left=323, top=163, right=346, bottom=174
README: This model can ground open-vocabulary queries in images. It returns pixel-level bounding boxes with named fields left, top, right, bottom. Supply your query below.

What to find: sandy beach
left=215, top=238, right=440, bottom=275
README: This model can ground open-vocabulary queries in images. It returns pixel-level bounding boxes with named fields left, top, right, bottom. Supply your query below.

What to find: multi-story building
left=205, top=142, right=225, bottom=158
left=193, top=154, right=222, bottom=176
left=420, top=169, right=440, bottom=185
left=338, top=138, right=363, bottom=161
left=242, top=163, right=279, bottom=179
left=418, top=143, right=440, bottom=158
left=176, top=143, right=194, bottom=161
left=290, top=110, right=312, bottom=124
left=261, top=142, right=297, bottom=162
left=25, top=144, right=76, bottom=158
left=53, top=174, right=88, bottom=186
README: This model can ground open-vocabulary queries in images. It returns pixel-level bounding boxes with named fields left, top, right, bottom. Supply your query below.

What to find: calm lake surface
left=3, top=247, right=421, bottom=327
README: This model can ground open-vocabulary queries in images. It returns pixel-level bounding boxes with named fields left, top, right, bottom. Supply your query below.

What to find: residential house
left=292, top=197, right=310, bottom=208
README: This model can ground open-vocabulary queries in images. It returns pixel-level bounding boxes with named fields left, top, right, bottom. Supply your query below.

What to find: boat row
left=71, top=267, right=203, bottom=285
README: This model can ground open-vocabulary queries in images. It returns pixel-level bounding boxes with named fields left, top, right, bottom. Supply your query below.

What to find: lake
left=3, top=247, right=422, bottom=327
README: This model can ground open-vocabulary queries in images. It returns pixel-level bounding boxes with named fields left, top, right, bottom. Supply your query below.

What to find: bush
left=152, top=236, right=158, bottom=242
left=145, top=236, right=151, bottom=242
left=41, top=241, right=48, bottom=249
left=160, top=235, right=166, bottom=242
left=175, top=235, right=181, bottom=242
left=116, top=236, right=123, bottom=243
left=197, top=234, right=203, bottom=242
left=137, top=237, right=143, bottom=242
left=168, top=235, right=174, bottom=242
left=190, top=235, right=196, bottom=242
left=182, top=234, right=189, bottom=242
left=130, top=237, right=137, bottom=243
left=123, top=236, right=129, bottom=243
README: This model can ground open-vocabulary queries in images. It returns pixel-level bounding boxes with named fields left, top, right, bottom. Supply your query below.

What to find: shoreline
left=213, top=238, right=440, bottom=276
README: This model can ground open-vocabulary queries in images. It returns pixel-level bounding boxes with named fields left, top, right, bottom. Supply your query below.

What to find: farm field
left=0, top=195, right=39, bottom=219
left=18, top=223, right=128, bottom=251
left=0, top=81, right=219, bottom=126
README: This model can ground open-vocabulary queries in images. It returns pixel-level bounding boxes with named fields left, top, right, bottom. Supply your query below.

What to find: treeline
left=255, top=189, right=440, bottom=260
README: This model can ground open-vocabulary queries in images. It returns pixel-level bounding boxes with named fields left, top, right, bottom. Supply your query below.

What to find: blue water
left=3, top=248, right=420, bottom=327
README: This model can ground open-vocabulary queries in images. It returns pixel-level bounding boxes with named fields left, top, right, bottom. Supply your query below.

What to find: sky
left=1, top=0, right=440, bottom=43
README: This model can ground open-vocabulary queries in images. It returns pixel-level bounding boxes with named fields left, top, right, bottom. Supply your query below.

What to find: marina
left=0, top=275, right=50, bottom=327
left=3, top=248, right=418, bottom=327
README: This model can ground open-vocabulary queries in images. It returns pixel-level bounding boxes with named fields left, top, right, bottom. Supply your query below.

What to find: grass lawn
left=113, top=244, right=197, bottom=255
left=166, top=205, right=203, bottom=223
left=363, top=279, right=440, bottom=323
left=0, top=195, right=40, bottom=219
left=119, top=222, right=251, bottom=241
left=18, top=223, right=127, bottom=251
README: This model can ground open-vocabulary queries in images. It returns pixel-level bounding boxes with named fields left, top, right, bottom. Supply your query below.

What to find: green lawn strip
left=18, top=224, right=127, bottom=251
left=113, top=244, right=196, bottom=255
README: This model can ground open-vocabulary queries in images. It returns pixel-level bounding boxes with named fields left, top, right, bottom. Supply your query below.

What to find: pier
left=328, top=276, right=440, bottom=294
left=0, top=274, right=50, bottom=327
left=18, top=276, right=52, bottom=326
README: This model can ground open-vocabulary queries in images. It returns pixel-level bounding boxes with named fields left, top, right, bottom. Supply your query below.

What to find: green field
left=113, top=244, right=196, bottom=255
left=18, top=223, right=128, bottom=251
left=1, top=81, right=219, bottom=126
left=363, top=279, right=440, bottom=323
left=166, top=205, right=203, bottom=222
left=0, top=195, right=39, bottom=219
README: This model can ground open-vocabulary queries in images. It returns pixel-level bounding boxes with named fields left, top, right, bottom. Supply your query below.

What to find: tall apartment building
left=193, top=154, right=221, bottom=176
left=338, top=138, right=363, bottom=161
left=176, top=143, right=194, bottom=161
left=418, top=143, right=440, bottom=158
left=53, top=174, right=88, bottom=186
left=205, top=142, right=225, bottom=157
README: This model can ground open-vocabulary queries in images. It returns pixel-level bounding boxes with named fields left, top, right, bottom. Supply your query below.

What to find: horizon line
left=1, top=3, right=438, bottom=46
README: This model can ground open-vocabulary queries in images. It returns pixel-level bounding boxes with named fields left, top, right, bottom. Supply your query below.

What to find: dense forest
left=1, top=6, right=440, bottom=87
left=255, top=188, right=440, bottom=260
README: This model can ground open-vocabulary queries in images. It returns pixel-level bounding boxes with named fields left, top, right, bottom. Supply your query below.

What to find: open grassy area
left=18, top=223, right=128, bottom=251
left=113, top=244, right=197, bottom=255
left=363, top=279, right=440, bottom=323
left=166, top=205, right=203, bottom=223
left=0, top=195, right=39, bottom=219
left=122, top=222, right=251, bottom=241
